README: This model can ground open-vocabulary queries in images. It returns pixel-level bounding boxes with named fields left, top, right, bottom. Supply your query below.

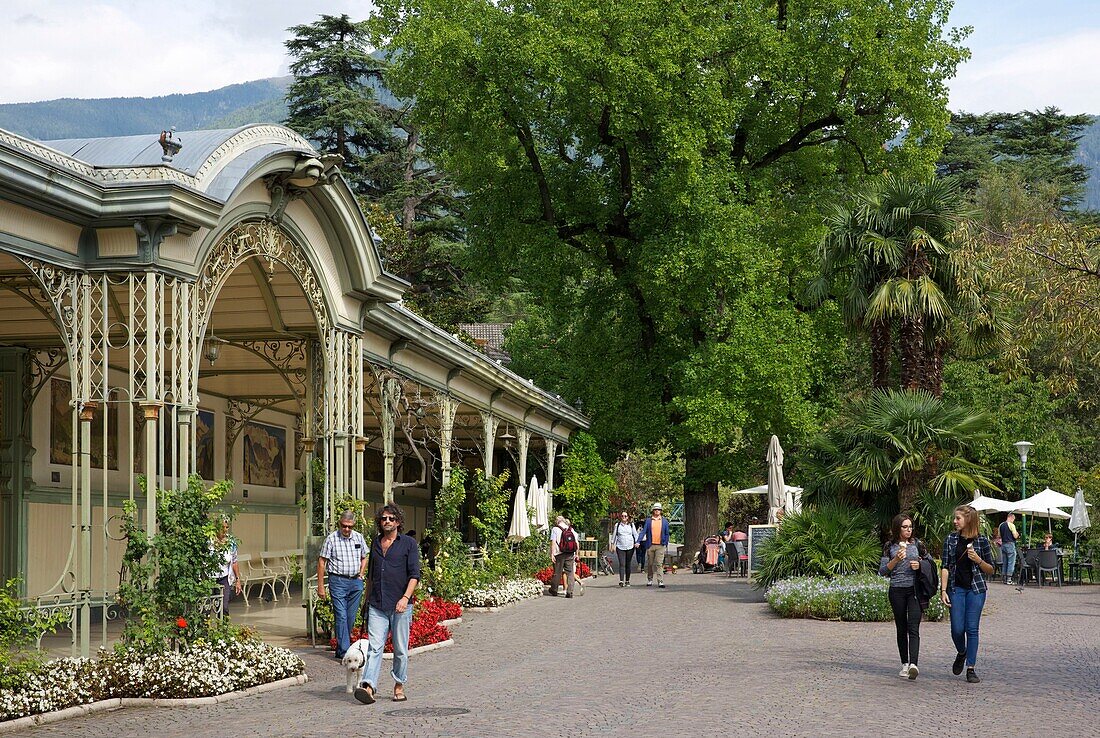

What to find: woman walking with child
left=941, top=504, right=995, bottom=683
left=880, top=513, right=925, bottom=679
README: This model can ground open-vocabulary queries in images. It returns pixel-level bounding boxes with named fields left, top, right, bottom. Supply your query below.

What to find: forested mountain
left=0, top=77, right=292, bottom=140
left=0, top=77, right=1096, bottom=210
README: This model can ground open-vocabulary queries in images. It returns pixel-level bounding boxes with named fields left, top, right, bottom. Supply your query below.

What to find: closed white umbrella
left=530, top=474, right=549, bottom=531
left=508, top=484, right=531, bottom=540
left=766, top=436, right=786, bottom=524
left=1069, top=487, right=1091, bottom=558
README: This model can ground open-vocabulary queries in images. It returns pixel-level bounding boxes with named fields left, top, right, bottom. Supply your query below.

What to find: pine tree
left=284, top=14, right=396, bottom=198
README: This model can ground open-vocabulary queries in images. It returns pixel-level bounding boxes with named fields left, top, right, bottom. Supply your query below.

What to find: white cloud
left=0, top=0, right=366, bottom=103
left=950, top=29, right=1100, bottom=114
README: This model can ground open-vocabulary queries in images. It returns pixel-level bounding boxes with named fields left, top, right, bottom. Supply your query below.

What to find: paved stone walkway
left=15, top=574, right=1100, bottom=737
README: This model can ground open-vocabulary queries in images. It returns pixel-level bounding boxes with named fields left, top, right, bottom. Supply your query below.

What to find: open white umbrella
left=1026, top=487, right=1084, bottom=510
left=507, top=484, right=531, bottom=540
left=731, top=483, right=804, bottom=497
left=766, top=435, right=786, bottom=524
left=1013, top=496, right=1070, bottom=536
left=969, top=493, right=1017, bottom=514
left=1069, top=487, right=1092, bottom=558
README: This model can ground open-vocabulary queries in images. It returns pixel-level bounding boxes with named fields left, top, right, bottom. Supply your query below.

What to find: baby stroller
left=692, top=536, right=723, bottom=573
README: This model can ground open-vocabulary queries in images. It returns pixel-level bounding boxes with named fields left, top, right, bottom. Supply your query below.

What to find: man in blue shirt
left=637, top=502, right=670, bottom=588
left=355, top=503, right=421, bottom=705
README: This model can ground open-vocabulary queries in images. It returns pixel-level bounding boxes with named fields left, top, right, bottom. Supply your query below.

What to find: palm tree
left=809, top=389, right=995, bottom=517
left=811, top=175, right=983, bottom=394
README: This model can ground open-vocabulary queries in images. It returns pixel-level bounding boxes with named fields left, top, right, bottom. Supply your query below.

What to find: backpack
left=912, top=539, right=938, bottom=607
left=559, top=526, right=578, bottom=554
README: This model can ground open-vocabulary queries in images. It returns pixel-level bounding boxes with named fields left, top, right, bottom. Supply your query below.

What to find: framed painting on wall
left=242, top=420, right=286, bottom=488
left=195, top=409, right=215, bottom=480
left=50, top=378, right=118, bottom=469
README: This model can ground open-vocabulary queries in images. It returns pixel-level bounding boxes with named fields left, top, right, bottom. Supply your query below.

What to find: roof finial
left=158, top=127, right=182, bottom=162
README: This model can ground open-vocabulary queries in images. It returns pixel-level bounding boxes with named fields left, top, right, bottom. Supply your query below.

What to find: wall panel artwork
left=242, top=420, right=286, bottom=488
left=50, top=378, right=118, bottom=469
left=195, top=410, right=215, bottom=480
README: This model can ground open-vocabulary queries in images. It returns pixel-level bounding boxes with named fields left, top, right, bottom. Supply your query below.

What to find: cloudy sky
left=0, top=0, right=1097, bottom=113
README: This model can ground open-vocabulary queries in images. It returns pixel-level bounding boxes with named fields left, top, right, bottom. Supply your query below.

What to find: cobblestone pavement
left=17, top=574, right=1100, bottom=738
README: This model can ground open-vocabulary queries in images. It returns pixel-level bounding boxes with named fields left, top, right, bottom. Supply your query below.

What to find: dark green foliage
left=939, top=108, right=1093, bottom=210
left=470, top=470, right=511, bottom=547
left=802, top=389, right=994, bottom=522
left=0, top=78, right=291, bottom=140
left=284, top=14, right=395, bottom=199
left=0, top=579, right=67, bottom=688
left=118, top=476, right=234, bottom=652
left=752, top=503, right=881, bottom=590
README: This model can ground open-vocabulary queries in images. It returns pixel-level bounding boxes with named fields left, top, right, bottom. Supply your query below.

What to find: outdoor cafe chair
left=1018, top=549, right=1040, bottom=586
left=1069, top=548, right=1095, bottom=585
left=1037, top=549, right=1062, bottom=587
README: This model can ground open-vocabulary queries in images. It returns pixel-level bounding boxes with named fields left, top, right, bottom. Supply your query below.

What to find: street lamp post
left=1014, top=441, right=1033, bottom=543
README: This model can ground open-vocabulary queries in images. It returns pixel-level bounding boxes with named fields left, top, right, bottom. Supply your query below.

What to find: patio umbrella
left=766, top=435, right=786, bottom=524
left=530, top=474, right=549, bottom=531
left=731, top=483, right=804, bottom=497
left=1026, top=487, right=1083, bottom=509
left=969, top=493, right=1017, bottom=514
left=1012, top=497, right=1071, bottom=536
left=507, top=484, right=531, bottom=540
left=1069, top=487, right=1092, bottom=558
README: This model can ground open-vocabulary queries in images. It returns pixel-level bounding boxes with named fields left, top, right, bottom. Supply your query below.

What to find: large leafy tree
left=370, top=0, right=968, bottom=558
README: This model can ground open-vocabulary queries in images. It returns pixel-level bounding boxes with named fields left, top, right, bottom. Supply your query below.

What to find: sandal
left=392, top=686, right=407, bottom=702
left=353, top=684, right=376, bottom=705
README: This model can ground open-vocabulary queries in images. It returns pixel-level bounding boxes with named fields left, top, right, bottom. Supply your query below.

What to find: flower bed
left=457, top=578, right=544, bottom=608
left=534, top=561, right=591, bottom=583
left=765, top=574, right=946, bottom=622
left=0, top=640, right=304, bottom=722
left=327, top=597, right=459, bottom=653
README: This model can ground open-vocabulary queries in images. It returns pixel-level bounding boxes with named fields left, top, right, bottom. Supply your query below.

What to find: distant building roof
left=458, top=323, right=511, bottom=364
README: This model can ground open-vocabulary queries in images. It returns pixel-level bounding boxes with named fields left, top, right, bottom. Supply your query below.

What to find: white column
left=437, top=394, right=457, bottom=488
left=517, top=427, right=531, bottom=487
left=480, top=411, right=500, bottom=477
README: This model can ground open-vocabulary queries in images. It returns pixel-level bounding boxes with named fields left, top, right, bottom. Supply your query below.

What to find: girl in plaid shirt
left=940, top=504, right=995, bottom=683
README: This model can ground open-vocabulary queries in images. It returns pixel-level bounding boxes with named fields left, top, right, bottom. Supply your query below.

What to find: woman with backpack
left=879, top=513, right=925, bottom=679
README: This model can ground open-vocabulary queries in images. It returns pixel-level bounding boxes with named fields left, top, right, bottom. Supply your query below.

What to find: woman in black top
left=879, top=513, right=924, bottom=679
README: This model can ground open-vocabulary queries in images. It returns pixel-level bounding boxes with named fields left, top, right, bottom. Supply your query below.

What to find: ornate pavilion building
left=0, top=124, right=586, bottom=653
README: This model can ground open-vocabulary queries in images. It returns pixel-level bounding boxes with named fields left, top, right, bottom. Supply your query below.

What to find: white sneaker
left=646, top=580, right=653, bottom=587
left=898, top=664, right=910, bottom=678
left=907, top=664, right=919, bottom=680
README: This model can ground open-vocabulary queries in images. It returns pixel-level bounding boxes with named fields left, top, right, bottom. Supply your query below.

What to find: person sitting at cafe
left=1040, top=533, right=1057, bottom=551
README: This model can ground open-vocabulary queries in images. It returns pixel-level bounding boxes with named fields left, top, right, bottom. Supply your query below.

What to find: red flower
left=176, top=617, right=188, bottom=629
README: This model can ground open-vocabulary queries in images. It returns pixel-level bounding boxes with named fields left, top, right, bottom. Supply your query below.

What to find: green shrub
left=766, top=574, right=946, bottom=622
left=753, top=502, right=880, bottom=589
left=0, top=579, right=66, bottom=690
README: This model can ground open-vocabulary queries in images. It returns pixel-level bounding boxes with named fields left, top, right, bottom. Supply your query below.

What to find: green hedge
left=766, top=574, right=946, bottom=622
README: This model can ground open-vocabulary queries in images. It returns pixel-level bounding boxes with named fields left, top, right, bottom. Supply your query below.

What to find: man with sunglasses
left=355, top=503, right=421, bottom=705
left=637, top=502, right=669, bottom=588
left=317, top=510, right=368, bottom=660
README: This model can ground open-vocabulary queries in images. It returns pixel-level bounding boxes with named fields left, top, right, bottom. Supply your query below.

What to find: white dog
left=341, top=639, right=369, bottom=693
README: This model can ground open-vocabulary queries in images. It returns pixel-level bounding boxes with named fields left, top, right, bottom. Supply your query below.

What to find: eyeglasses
left=379, top=515, right=397, bottom=522
left=620, top=514, right=629, bottom=518
left=339, top=524, right=354, bottom=529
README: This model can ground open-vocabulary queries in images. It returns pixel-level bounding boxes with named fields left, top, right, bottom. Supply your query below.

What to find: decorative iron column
left=516, top=427, right=531, bottom=489
left=0, top=348, right=31, bottom=595
left=545, top=439, right=558, bottom=491
left=436, top=394, right=457, bottom=488
left=380, top=377, right=400, bottom=504
left=480, top=411, right=499, bottom=477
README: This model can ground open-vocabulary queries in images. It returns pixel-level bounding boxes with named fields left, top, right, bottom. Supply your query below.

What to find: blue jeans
left=1001, top=542, right=1017, bottom=582
left=327, top=575, right=363, bottom=658
left=949, top=586, right=986, bottom=667
left=362, top=604, right=413, bottom=689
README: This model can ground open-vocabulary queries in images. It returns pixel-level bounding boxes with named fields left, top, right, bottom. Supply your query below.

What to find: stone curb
left=381, top=638, right=454, bottom=660
left=438, top=617, right=462, bottom=627
left=0, top=674, right=308, bottom=733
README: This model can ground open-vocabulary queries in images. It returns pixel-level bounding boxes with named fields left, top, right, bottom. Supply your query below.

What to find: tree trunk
left=869, top=318, right=891, bottom=390
left=402, top=128, right=420, bottom=236
left=898, top=315, right=924, bottom=391
left=681, top=445, right=719, bottom=565
left=898, top=471, right=921, bottom=514
left=921, top=337, right=945, bottom=397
